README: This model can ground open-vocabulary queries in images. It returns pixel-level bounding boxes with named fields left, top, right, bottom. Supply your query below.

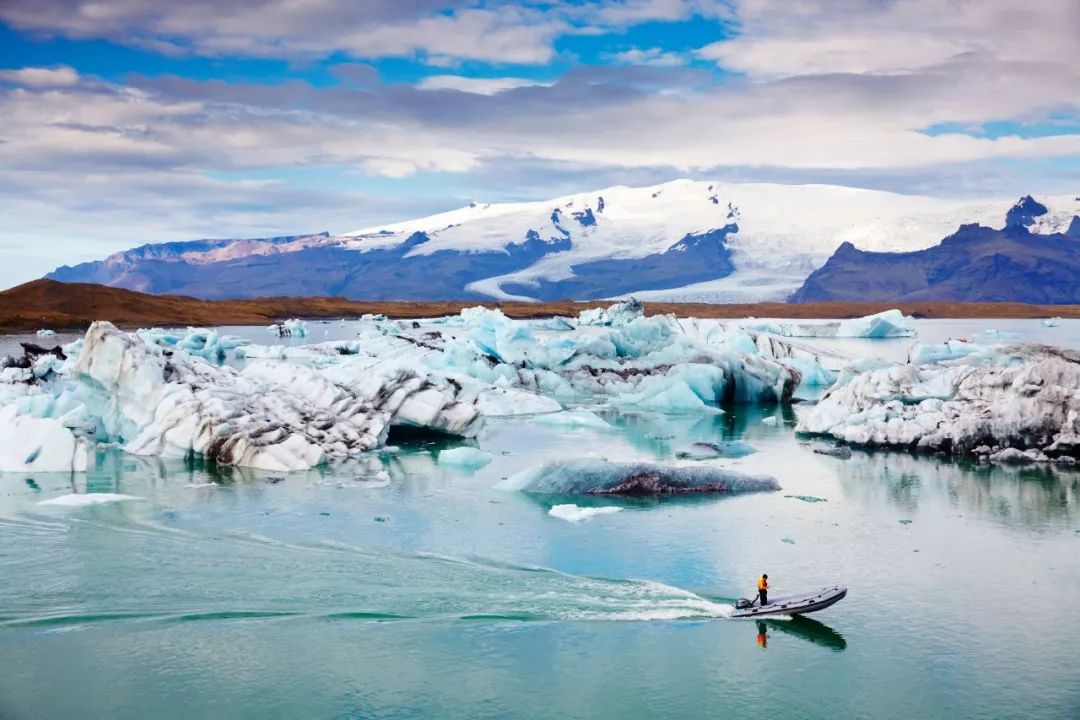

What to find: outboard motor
left=735, top=598, right=752, bottom=609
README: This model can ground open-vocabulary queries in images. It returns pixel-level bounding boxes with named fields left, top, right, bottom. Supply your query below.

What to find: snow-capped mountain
left=46, top=180, right=1080, bottom=302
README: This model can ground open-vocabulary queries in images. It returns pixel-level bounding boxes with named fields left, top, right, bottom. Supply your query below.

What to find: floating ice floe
left=797, top=343, right=1080, bottom=462
left=548, top=504, right=622, bottom=522
left=1042, top=318, right=1061, bottom=328
left=268, top=319, right=308, bottom=338
left=675, top=441, right=756, bottom=460
left=437, top=446, right=492, bottom=470
left=907, top=340, right=983, bottom=365
left=532, top=410, right=613, bottom=430
left=138, top=327, right=248, bottom=363
left=983, top=329, right=1021, bottom=340
left=76, top=322, right=391, bottom=471
left=740, top=309, right=916, bottom=339
left=39, top=493, right=142, bottom=507
left=577, top=298, right=644, bottom=327
left=236, top=340, right=362, bottom=361
left=36, top=329, right=56, bottom=338
left=498, top=459, right=780, bottom=496
left=0, top=404, right=88, bottom=472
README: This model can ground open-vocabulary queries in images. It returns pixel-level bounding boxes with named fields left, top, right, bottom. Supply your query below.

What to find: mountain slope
left=44, top=180, right=1079, bottom=302
left=791, top=197, right=1080, bottom=303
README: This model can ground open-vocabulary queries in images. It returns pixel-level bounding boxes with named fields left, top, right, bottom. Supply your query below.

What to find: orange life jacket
left=758, top=577, right=768, bottom=591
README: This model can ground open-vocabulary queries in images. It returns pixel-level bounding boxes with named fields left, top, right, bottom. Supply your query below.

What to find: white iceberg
left=268, top=319, right=308, bottom=338
left=1041, top=318, right=1060, bottom=328
left=797, top=344, right=1080, bottom=460
left=741, top=309, right=916, bottom=339
left=437, top=446, right=492, bottom=469
left=548, top=504, right=622, bottom=522
left=0, top=404, right=89, bottom=472
left=577, top=298, right=644, bottom=327
left=138, top=327, right=248, bottom=363
left=36, top=329, right=57, bottom=338
left=75, top=322, right=390, bottom=471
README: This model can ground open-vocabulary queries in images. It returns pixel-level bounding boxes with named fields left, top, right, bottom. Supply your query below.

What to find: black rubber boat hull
left=731, top=586, right=847, bottom=619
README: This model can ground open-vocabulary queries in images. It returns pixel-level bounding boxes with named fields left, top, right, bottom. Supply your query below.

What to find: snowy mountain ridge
left=47, top=180, right=1080, bottom=302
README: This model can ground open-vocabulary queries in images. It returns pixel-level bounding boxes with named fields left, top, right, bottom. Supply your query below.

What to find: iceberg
left=0, top=404, right=89, bottom=472
left=835, top=309, right=916, bottom=338
left=907, top=340, right=983, bottom=365
left=36, top=329, right=56, bottom=338
left=577, top=298, right=645, bottom=327
left=268, top=319, right=308, bottom=338
left=797, top=344, right=1080, bottom=461
left=983, top=329, right=1021, bottom=340
left=740, top=309, right=916, bottom=339
left=498, top=459, right=780, bottom=496
left=1041, top=318, right=1061, bottom=328
left=548, top=504, right=622, bottom=522
left=437, top=446, right=492, bottom=469
left=138, top=327, right=248, bottom=363
left=75, top=322, right=390, bottom=471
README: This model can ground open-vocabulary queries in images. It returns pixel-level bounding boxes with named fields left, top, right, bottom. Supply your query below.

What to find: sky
left=1, top=0, right=1079, bottom=288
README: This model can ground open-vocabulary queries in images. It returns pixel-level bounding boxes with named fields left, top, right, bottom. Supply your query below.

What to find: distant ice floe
left=1041, top=318, right=1060, bottom=328
left=548, top=504, right=622, bottom=522
left=36, top=329, right=56, bottom=338
left=741, top=309, right=916, bottom=339
left=268, top=319, right=308, bottom=338
left=498, top=459, right=780, bottom=496
left=577, top=298, right=644, bottom=327
left=798, top=344, right=1080, bottom=463
left=437, top=446, right=492, bottom=470
left=675, top=441, right=756, bottom=460
left=138, top=327, right=249, bottom=363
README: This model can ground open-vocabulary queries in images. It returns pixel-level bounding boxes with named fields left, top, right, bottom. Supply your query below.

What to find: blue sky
left=1, top=0, right=1079, bottom=288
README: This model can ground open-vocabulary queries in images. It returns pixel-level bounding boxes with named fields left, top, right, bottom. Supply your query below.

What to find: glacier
left=797, top=344, right=1080, bottom=462
left=498, top=459, right=781, bottom=496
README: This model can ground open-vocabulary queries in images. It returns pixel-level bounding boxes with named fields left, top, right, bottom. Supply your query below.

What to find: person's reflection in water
left=756, top=620, right=768, bottom=649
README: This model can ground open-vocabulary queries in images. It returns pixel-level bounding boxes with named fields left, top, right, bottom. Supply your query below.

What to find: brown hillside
left=0, top=280, right=1077, bottom=333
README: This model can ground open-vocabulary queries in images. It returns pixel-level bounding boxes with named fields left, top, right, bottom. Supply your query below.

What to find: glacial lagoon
left=2, top=317, right=1079, bottom=719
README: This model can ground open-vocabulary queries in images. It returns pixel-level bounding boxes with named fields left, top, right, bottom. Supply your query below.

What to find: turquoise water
left=2, top=320, right=1080, bottom=718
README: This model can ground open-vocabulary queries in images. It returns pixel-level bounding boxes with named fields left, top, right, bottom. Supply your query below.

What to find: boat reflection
left=754, top=616, right=847, bottom=652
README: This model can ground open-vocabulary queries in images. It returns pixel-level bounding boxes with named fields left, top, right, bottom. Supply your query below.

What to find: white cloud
left=0, top=66, right=80, bottom=87
left=607, top=47, right=686, bottom=67
left=416, top=75, right=551, bottom=95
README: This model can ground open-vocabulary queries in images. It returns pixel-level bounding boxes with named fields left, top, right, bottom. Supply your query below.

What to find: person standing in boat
left=758, top=574, right=769, bottom=605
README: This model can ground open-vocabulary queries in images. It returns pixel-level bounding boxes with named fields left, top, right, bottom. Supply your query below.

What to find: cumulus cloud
left=416, top=75, right=552, bottom=95
left=606, top=47, right=686, bottom=67
left=0, top=65, right=80, bottom=87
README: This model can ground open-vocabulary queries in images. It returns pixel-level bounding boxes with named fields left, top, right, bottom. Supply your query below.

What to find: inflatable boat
left=732, top=586, right=846, bottom=618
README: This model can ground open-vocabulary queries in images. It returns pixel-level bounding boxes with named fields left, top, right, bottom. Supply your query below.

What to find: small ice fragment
left=36, top=329, right=56, bottom=338
left=784, top=495, right=827, bottom=503
left=437, top=446, right=492, bottom=469
left=761, top=417, right=777, bottom=425
left=39, top=493, right=142, bottom=507
left=676, top=441, right=756, bottom=460
left=812, top=445, right=851, bottom=459
left=532, top=410, right=613, bottom=430
left=548, top=504, right=622, bottom=523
